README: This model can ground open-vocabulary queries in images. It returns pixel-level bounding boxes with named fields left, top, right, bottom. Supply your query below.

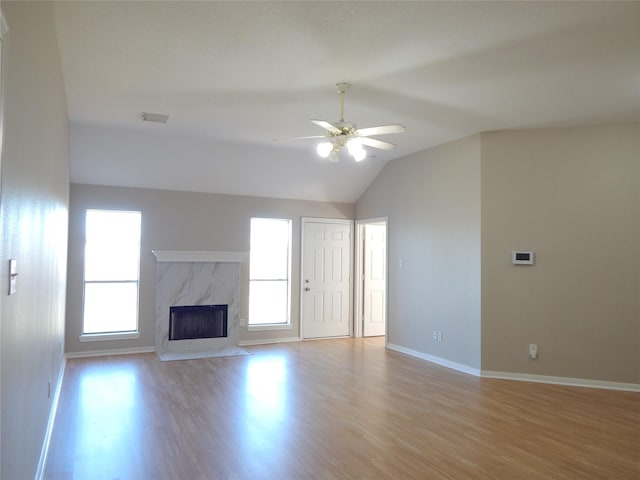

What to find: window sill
left=79, top=332, right=141, bottom=342
left=247, top=323, right=292, bottom=332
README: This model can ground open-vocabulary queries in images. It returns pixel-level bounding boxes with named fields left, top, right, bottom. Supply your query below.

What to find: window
left=82, top=209, right=141, bottom=335
left=249, top=218, right=292, bottom=326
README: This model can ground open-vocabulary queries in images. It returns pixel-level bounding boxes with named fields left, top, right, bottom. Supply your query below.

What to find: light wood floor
left=45, top=338, right=639, bottom=479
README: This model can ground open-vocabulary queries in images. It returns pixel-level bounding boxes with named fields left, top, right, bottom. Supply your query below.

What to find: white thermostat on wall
left=512, top=250, right=534, bottom=265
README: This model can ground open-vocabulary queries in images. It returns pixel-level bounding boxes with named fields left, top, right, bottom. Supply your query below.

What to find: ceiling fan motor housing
left=332, top=122, right=357, bottom=136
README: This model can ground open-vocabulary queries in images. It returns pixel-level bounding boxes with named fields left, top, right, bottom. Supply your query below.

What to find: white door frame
left=354, top=217, right=388, bottom=338
left=300, top=217, right=354, bottom=340
left=0, top=6, right=7, bottom=409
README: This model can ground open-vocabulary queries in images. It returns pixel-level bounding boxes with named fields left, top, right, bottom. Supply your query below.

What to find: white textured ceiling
left=53, top=1, right=640, bottom=203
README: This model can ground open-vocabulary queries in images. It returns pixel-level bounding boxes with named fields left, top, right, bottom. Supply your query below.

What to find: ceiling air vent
left=141, top=112, right=169, bottom=124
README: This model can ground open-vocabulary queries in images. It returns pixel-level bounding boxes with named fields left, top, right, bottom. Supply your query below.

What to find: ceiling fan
left=277, top=83, right=406, bottom=162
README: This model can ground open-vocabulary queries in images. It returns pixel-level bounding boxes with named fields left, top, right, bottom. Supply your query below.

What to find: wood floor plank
left=45, top=338, right=640, bottom=479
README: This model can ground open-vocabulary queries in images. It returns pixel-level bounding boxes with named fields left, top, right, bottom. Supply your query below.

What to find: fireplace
left=152, top=251, right=245, bottom=361
left=169, top=304, right=228, bottom=341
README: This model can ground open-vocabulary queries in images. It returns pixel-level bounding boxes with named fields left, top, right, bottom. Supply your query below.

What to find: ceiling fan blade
left=311, top=119, right=342, bottom=135
left=359, top=136, right=397, bottom=151
left=356, top=124, right=406, bottom=137
left=273, top=135, right=327, bottom=142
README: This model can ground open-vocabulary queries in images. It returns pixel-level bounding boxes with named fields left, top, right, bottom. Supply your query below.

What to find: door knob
left=305, top=287, right=310, bottom=292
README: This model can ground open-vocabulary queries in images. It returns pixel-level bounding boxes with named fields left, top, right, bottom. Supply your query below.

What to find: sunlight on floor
left=76, top=367, right=140, bottom=478
left=242, top=354, right=289, bottom=456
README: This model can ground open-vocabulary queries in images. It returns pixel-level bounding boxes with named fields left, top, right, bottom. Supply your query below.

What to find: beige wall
left=66, top=184, right=354, bottom=353
left=481, top=124, right=640, bottom=383
left=356, top=124, right=639, bottom=385
left=0, top=2, right=69, bottom=478
left=356, top=135, right=482, bottom=369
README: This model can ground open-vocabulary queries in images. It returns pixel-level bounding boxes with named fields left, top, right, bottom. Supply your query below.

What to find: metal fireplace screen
left=169, top=304, right=228, bottom=341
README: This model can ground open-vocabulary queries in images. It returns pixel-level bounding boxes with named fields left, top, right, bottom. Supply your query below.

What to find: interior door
left=363, top=223, right=386, bottom=337
left=301, top=219, right=352, bottom=339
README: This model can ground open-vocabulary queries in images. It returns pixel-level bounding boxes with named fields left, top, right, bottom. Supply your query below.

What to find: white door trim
left=354, top=217, right=388, bottom=339
left=300, top=217, right=354, bottom=340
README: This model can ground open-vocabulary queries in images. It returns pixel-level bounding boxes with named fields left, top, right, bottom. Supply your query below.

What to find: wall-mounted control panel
left=512, top=250, right=534, bottom=265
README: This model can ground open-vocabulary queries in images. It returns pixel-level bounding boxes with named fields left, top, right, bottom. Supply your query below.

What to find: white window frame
left=80, top=209, right=142, bottom=341
left=248, top=217, right=292, bottom=330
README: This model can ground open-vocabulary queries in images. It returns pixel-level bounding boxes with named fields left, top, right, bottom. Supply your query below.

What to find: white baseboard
left=239, top=336, right=301, bottom=346
left=386, top=343, right=482, bottom=377
left=385, top=343, right=640, bottom=392
left=65, top=346, right=155, bottom=359
left=35, top=356, right=66, bottom=480
left=301, top=335, right=351, bottom=341
left=481, top=371, right=640, bottom=392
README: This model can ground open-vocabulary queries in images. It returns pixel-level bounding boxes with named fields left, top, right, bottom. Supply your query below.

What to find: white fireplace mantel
left=152, top=250, right=247, bottom=263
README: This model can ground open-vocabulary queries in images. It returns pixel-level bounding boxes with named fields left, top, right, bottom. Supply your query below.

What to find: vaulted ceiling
left=52, top=1, right=640, bottom=203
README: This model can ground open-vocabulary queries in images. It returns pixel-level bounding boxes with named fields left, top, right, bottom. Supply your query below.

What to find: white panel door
left=301, top=220, right=352, bottom=339
left=363, top=224, right=386, bottom=337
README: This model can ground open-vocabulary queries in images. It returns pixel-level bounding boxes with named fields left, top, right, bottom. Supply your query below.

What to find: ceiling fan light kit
left=278, top=82, right=406, bottom=163
left=317, top=137, right=366, bottom=162
left=346, top=139, right=366, bottom=162
left=316, top=141, right=334, bottom=158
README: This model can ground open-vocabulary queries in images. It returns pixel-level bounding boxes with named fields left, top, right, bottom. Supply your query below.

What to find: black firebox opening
left=169, top=304, right=228, bottom=341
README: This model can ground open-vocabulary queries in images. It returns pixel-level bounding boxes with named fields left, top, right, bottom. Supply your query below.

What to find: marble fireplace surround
left=152, top=250, right=248, bottom=361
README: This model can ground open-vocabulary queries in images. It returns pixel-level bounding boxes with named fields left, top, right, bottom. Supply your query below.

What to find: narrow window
left=82, top=209, right=141, bottom=334
left=249, top=218, right=292, bottom=326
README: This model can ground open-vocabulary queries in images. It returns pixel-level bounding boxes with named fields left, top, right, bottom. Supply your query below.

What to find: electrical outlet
left=437, top=331, right=443, bottom=342
left=432, top=330, right=438, bottom=341
left=240, top=318, right=246, bottom=327
left=529, top=343, right=538, bottom=359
